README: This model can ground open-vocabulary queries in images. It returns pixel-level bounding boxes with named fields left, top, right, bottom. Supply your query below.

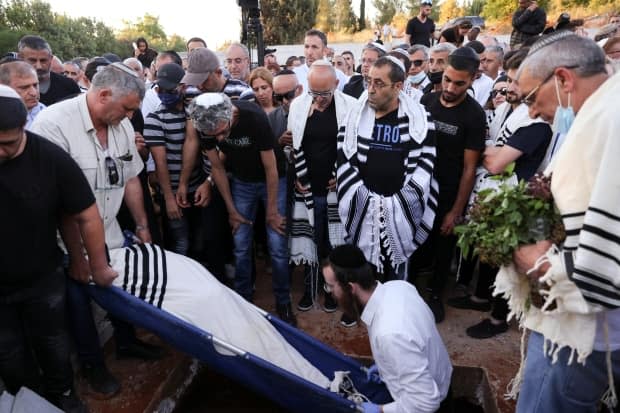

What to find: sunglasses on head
left=411, top=59, right=425, bottom=67
left=273, top=89, right=296, bottom=102
left=490, top=87, right=507, bottom=98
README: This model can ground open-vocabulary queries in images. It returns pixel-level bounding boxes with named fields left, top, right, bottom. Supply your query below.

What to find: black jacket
left=343, top=75, right=365, bottom=99
left=512, top=7, right=547, bottom=35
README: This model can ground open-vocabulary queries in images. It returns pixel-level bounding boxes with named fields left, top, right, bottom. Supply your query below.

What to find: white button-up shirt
left=30, top=93, right=143, bottom=249
left=361, top=281, right=453, bottom=413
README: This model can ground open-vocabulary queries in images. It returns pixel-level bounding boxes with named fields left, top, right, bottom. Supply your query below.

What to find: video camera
left=237, top=0, right=264, bottom=68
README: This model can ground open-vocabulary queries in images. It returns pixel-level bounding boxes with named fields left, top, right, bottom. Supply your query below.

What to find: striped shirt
left=144, top=105, right=205, bottom=193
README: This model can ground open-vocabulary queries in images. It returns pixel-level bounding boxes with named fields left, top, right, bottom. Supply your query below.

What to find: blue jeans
left=517, top=331, right=620, bottom=412
left=231, top=177, right=290, bottom=306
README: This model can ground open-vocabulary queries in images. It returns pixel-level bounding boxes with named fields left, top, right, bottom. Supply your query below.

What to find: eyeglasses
left=411, top=59, right=425, bottom=67
left=105, top=156, right=119, bottom=185
left=273, top=89, right=296, bottom=102
left=367, top=79, right=394, bottom=89
left=490, top=87, right=507, bottom=98
left=308, top=89, right=333, bottom=99
left=520, top=65, right=577, bottom=106
left=361, top=58, right=377, bottom=65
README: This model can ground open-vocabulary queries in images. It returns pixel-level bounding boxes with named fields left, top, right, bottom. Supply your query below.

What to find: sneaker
left=427, top=295, right=445, bottom=324
left=117, top=338, right=165, bottom=360
left=340, top=313, right=357, bottom=328
left=466, top=318, right=509, bottom=339
left=447, top=295, right=492, bottom=312
left=54, top=389, right=89, bottom=413
left=82, top=363, right=121, bottom=398
left=323, top=293, right=338, bottom=313
left=276, top=303, right=298, bottom=327
left=297, top=291, right=313, bottom=311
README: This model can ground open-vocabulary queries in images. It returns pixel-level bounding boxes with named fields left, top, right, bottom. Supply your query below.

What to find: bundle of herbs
left=455, top=172, right=566, bottom=268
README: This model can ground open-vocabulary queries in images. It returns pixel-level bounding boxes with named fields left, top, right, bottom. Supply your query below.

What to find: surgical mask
left=552, top=76, right=575, bottom=135
left=408, top=72, right=427, bottom=85
left=428, top=71, right=443, bottom=85
left=158, top=92, right=182, bottom=107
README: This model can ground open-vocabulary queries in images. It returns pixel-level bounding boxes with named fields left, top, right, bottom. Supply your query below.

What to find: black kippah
left=329, top=244, right=367, bottom=269
left=450, top=46, right=480, bottom=63
left=0, top=87, right=27, bottom=131
left=466, top=40, right=485, bottom=55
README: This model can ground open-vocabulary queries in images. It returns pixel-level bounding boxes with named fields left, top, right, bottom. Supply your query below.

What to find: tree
left=316, top=0, right=334, bottom=32
left=439, top=0, right=464, bottom=23
left=334, top=0, right=357, bottom=32
left=373, top=0, right=404, bottom=25
left=481, top=0, right=514, bottom=19
left=261, top=0, right=317, bottom=45
left=359, top=0, right=366, bottom=30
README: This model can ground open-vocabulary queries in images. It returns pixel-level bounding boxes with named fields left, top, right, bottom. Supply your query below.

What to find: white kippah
left=0, top=84, right=21, bottom=100
left=384, top=55, right=406, bottom=73
left=194, top=92, right=226, bottom=109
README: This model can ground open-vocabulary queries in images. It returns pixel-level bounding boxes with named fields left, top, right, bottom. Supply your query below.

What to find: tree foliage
left=315, top=0, right=334, bottom=32
left=359, top=0, right=366, bottom=30
left=261, top=0, right=318, bottom=44
left=438, top=0, right=464, bottom=23
left=117, top=14, right=184, bottom=51
left=334, top=0, right=357, bottom=32
left=373, top=0, right=404, bottom=25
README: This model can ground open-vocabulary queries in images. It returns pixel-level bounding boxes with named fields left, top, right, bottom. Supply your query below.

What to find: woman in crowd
left=249, top=67, right=278, bottom=114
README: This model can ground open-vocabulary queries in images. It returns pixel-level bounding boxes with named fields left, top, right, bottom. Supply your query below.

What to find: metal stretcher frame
left=86, top=285, right=393, bottom=413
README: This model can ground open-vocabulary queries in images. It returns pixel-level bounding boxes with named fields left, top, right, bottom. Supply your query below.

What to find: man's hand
left=527, top=0, right=538, bottom=11
left=326, top=178, right=336, bottom=191
left=514, top=240, right=553, bottom=279
left=194, top=181, right=212, bottom=207
left=295, top=179, right=310, bottom=194
left=91, top=265, right=119, bottom=287
left=267, top=211, right=286, bottom=236
left=68, top=255, right=91, bottom=283
left=440, top=210, right=459, bottom=236
left=136, top=227, right=152, bottom=244
left=176, top=182, right=190, bottom=208
left=366, top=364, right=382, bottom=384
left=134, top=132, right=146, bottom=153
left=361, top=402, right=381, bottom=413
left=279, top=130, right=293, bottom=147
left=229, top=210, right=252, bottom=235
left=165, top=193, right=183, bottom=220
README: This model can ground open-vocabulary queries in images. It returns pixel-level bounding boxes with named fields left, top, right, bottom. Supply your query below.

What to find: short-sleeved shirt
left=144, top=104, right=205, bottom=193
left=0, top=132, right=95, bottom=293
left=359, top=109, right=409, bottom=196
left=421, top=92, right=485, bottom=205
left=301, top=100, right=338, bottom=196
left=30, top=93, right=144, bottom=249
left=200, top=100, right=285, bottom=182
left=406, top=17, right=435, bottom=47
left=506, top=123, right=552, bottom=181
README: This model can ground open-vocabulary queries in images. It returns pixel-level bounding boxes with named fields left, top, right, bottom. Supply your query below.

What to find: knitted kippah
left=329, top=244, right=367, bottom=269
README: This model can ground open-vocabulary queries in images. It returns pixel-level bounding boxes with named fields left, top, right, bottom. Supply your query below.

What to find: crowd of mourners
left=2, top=0, right=620, bottom=411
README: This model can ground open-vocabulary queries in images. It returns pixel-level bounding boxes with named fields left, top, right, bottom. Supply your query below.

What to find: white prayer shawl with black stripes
left=287, top=91, right=356, bottom=265
left=108, top=244, right=330, bottom=388
left=336, top=91, right=438, bottom=272
left=495, top=74, right=620, bottom=380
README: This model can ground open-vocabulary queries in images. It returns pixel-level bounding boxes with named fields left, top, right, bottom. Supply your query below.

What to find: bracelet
left=136, top=225, right=148, bottom=232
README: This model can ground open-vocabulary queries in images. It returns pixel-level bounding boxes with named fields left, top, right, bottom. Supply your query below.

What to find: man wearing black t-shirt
left=17, top=35, right=80, bottom=106
left=336, top=56, right=438, bottom=284
left=288, top=61, right=356, bottom=324
left=188, top=93, right=296, bottom=326
left=0, top=85, right=115, bottom=412
left=415, top=47, right=486, bottom=323
left=406, top=0, right=436, bottom=47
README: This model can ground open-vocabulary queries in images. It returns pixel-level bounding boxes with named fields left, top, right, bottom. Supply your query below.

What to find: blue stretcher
left=86, top=285, right=393, bottom=413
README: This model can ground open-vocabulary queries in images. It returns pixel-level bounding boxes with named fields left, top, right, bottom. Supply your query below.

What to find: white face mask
left=551, top=76, right=575, bottom=135
left=408, top=72, right=427, bottom=85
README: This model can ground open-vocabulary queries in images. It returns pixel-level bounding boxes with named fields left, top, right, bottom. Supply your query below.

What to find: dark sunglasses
left=105, top=156, right=119, bottom=185
left=273, top=89, right=296, bottom=102
left=490, top=87, right=507, bottom=98
left=411, top=59, right=425, bottom=67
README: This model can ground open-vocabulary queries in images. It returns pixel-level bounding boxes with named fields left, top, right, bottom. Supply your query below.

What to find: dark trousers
left=65, top=278, right=136, bottom=366
left=201, top=187, right=231, bottom=282
left=474, top=263, right=509, bottom=321
left=0, top=267, right=73, bottom=398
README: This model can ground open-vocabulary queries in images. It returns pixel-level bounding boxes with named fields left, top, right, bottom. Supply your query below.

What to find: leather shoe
left=428, top=295, right=445, bottom=323
left=117, top=338, right=165, bottom=360
left=466, top=318, right=509, bottom=339
left=276, top=303, right=298, bottom=327
left=82, top=363, right=121, bottom=398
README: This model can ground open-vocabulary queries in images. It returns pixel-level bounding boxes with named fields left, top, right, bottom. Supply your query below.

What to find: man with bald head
left=287, top=61, right=356, bottom=324
left=0, top=61, right=45, bottom=128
